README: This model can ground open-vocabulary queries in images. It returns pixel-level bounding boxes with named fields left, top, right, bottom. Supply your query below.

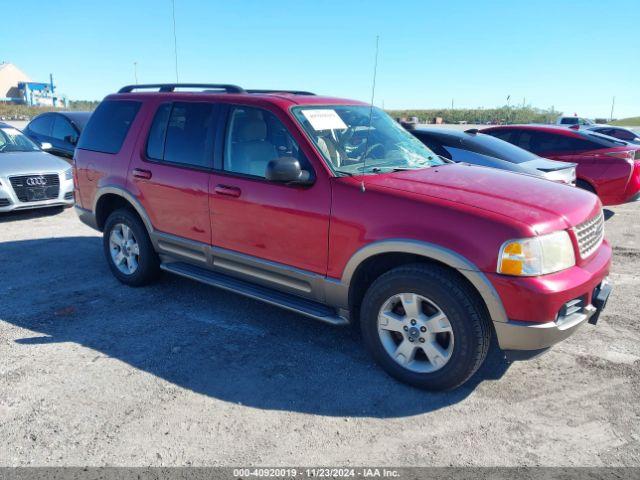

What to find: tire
left=360, top=263, right=491, bottom=391
left=103, top=208, right=160, bottom=286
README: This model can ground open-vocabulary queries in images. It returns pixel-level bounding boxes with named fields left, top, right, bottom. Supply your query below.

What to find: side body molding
left=324, top=239, right=509, bottom=324
left=83, top=194, right=508, bottom=326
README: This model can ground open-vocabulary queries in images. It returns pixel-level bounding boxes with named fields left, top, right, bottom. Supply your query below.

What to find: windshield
left=0, top=126, right=41, bottom=153
left=292, top=106, right=445, bottom=175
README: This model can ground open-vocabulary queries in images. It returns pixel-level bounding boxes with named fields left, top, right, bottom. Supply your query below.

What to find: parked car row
left=408, top=127, right=578, bottom=185
left=402, top=121, right=640, bottom=206
left=481, top=125, right=640, bottom=205
left=69, top=83, right=615, bottom=391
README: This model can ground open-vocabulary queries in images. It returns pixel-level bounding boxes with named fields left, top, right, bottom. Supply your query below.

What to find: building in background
left=0, top=62, right=59, bottom=106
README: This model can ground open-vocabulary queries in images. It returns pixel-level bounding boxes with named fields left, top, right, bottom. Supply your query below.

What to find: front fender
left=323, top=239, right=508, bottom=324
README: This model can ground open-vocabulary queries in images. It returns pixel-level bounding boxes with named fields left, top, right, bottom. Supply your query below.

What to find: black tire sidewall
left=102, top=209, right=159, bottom=286
left=361, top=266, right=489, bottom=390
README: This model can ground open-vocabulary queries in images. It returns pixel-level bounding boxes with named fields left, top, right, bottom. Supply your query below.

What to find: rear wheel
left=360, top=264, right=491, bottom=390
left=103, top=208, right=160, bottom=286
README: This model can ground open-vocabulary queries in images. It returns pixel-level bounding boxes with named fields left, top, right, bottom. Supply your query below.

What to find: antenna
left=133, top=61, right=138, bottom=84
left=360, top=35, right=380, bottom=192
left=171, top=0, right=179, bottom=82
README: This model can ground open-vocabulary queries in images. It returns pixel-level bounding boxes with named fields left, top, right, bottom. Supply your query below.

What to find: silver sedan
left=0, top=122, right=74, bottom=212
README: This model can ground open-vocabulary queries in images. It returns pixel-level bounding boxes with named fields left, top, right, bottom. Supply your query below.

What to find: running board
left=160, top=262, right=349, bottom=326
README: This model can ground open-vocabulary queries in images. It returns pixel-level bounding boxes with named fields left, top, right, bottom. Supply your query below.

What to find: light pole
left=610, top=96, right=615, bottom=122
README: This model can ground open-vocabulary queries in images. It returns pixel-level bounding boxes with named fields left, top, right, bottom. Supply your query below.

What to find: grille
left=0, top=198, right=11, bottom=207
left=9, top=174, right=60, bottom=203
left=64, top=191, right=74, bottom=200
left=574, top=211, right=604, bottom=258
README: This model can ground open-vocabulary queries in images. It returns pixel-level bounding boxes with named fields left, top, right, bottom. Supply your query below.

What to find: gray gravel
left=0, top=203, right=639, bottom=467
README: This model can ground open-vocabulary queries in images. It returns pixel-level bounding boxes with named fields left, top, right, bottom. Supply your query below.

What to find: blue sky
left=3, top=0, right=639, bottom=117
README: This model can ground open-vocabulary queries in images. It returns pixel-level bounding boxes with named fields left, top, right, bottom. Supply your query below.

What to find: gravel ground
left=0, top=203, right=639, bottom=467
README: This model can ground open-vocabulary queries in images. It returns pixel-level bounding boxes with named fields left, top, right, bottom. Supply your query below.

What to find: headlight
left=498, top=231, right=575, bottom=276
left=64, top=168, right=73, bottom=180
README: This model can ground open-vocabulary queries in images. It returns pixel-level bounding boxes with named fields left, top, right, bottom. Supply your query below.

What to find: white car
left=556, top=116, right=595, bottom=126
left=0, top=122, right=74, bottom=212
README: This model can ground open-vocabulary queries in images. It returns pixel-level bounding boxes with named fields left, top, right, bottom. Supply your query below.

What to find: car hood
left=521, top=157, right=576, bottom=172
left=364, top=163, right=599, bottom=233
left=0, top=151, right=70, bottom=175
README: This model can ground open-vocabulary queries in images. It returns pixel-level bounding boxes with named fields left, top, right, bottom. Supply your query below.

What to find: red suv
left=481, top=125, right=640, bottom=205
left=74, top=84, right=612, bottom=390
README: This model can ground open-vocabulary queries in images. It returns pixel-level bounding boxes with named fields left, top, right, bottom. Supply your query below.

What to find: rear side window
left=464, top=133, right=538, bottom=163
left=604, top=128, right=637, bottom=142
left=28, top=115, right=53, bottom=136
left=78, top=100, right=140, bottom=154
left=485, top=129, right=514, bottom=143
left=52, top=116, right=77, bottom=141
left=516, top=132, right=567, bottom=153
left=413, top=133, right=451, bottom=159
left=146, top=104, right=172, bottom=160
left=146, top=102, right=215, bottom=168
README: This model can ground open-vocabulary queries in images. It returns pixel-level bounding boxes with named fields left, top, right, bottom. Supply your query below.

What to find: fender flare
left=94, top=186, right=155, bottom=234
left=325, top=239, right=508, bottom=324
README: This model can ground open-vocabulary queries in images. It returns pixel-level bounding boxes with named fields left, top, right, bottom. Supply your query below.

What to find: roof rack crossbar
left=118, top=83, right=245, bottom=93
left=246, top=89, right=316, bottom=96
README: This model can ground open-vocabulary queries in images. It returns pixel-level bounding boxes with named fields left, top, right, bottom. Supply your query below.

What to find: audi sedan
left=0, top=122, right=74, bottom=212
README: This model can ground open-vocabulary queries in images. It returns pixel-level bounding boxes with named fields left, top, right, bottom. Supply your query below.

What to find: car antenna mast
left=360, top=35, right=380, bottom=193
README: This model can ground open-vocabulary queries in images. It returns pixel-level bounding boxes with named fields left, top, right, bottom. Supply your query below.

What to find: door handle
left=214, top=184, right=241, bottom=198
left=132, top=168, right=152, bottom=180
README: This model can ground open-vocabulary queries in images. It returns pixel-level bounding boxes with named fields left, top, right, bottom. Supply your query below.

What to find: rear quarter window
left=77, top=100, right=141, bottom=154
left=485, top=129, right=514, bottom=144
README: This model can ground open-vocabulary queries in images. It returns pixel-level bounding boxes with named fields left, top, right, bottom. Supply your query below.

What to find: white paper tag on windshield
left=301, top=109, right=347, bottom=131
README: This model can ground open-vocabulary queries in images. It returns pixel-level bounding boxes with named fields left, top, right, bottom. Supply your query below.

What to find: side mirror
left=64, top=135, right=78, bottom=146
left=40, top=142, right=53, bottom=151
left=265, top=157, right=313, bottom=185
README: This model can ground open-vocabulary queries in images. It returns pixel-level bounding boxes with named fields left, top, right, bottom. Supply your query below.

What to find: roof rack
left=117, top=84, right=315, bottom=96
left=118, top=83, right=245, bottom=93
left=246, top=89, right=316, bottom=96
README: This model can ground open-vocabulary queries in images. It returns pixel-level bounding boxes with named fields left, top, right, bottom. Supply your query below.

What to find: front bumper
left=0, top=173, right=74, bottom=212
left=495, top=305, right=594, bottom=351
left=488, top=239, right=612, bottom=352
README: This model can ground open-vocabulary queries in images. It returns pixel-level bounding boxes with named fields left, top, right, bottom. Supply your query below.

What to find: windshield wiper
left=334, top=169, right=354, bottom=177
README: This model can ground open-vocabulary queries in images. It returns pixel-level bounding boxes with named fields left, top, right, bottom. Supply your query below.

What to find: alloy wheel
left=109, top=223, right=140, bottom=275
left=377, top=293, right=455, bottom=373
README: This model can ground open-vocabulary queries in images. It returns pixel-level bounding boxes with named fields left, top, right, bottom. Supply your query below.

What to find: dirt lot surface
left=1, top=203, right=639, bottom=467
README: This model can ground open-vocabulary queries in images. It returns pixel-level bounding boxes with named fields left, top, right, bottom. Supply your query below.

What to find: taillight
left=606, top=150, right=635, bottom=161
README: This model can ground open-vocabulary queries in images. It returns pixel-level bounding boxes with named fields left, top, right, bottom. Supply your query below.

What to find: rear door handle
left=132, top=168, right=152, bottom=180
left=214, top=184, right=241, bottom=198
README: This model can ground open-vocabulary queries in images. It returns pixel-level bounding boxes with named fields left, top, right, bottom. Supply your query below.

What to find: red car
left=74, top=84, right=612, bottom=390
left=481, top=124, right=640, bottom=205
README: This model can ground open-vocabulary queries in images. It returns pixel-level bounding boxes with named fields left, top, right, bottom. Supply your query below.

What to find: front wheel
left=360, top=264, right=491, bottom=391
left=103, top=208, right=160, bottom=286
